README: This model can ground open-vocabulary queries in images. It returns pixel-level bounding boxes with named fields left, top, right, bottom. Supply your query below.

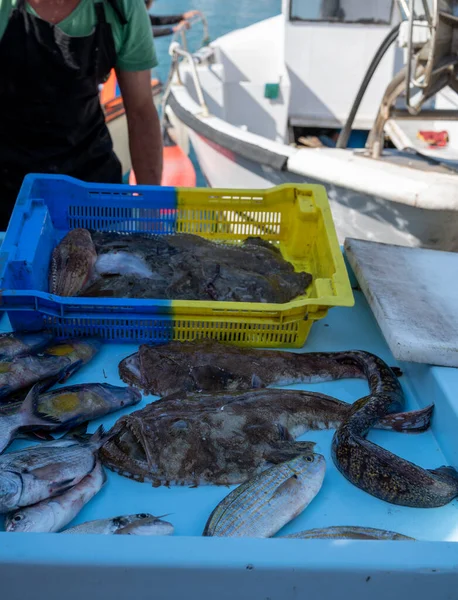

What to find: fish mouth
left=119, top=353, right=143, bottom=388
left=100, top=422, right=155, bottom=482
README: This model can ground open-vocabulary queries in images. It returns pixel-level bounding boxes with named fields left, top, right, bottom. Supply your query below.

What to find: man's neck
left=27, top=0, right=82, bottom=24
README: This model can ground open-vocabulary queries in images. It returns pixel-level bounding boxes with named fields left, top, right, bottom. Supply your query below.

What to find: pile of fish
left=0, top=332, right=174, bottom=536
left=113, top=338, right=458, bottom=511
left=49, top=229, right=312, bottom=302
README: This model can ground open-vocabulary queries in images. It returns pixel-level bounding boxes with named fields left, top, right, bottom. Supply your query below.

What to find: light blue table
left=0, top=250, right=457, bottom=600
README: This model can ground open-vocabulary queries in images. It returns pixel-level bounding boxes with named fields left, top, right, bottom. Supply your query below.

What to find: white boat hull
left=187, top=128, right=458, bottom=251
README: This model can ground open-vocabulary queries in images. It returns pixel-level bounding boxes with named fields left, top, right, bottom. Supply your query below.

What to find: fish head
left=0, top=471, right=22, bottom=513
left=118, top=353, right=144, bottom=388
left=4, top=503, right=56, bottom=533
left=101, top=384, right=143, bottom=409
left=291, top=452, right=326, bottom=491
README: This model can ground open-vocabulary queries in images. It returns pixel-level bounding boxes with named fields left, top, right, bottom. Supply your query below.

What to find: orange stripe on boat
left=129, top=145, right=197, bottom=188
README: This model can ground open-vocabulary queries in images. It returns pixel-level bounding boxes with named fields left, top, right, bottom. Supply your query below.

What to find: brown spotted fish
left=100, top=387, right=432, bottom=487
left=119, top=339, right=381, bottom=397
left=50, top=229, right=97, bottom=297
left=332, top=352, right=458, bottom=508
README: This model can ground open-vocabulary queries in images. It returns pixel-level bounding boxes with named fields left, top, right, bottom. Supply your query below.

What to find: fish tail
left=89, top=424, right=116, bottom=449
left=19, top=381, right=61, bottom=427
left=430, top=466, right=458, bottom=486
left=374, top=404, right=434, bottom=433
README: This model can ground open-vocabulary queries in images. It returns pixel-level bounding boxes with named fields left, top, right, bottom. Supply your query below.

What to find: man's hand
left=182, top=9, right=201, bottom=20
left=173, top=20, right=191, bottom=33
left=116, top=69, right=163, bottom=185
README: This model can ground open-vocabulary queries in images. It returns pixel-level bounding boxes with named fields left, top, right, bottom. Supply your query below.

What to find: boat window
left=290, top=0, right=394, bottom=24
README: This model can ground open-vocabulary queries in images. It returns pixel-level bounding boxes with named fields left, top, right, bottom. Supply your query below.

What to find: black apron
left=0, top=0, right=126, bottom=229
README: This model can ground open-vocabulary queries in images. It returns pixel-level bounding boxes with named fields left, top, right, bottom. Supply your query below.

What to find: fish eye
left=13, top=515, right=24, bottom=522
left=305, top=455, right=314, bottom=463
left=138, top=513, right=148, bottom=519
left=120, top=401, right=125, bottom=406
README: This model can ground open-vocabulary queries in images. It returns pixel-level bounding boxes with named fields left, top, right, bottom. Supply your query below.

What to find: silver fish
left=203, top=453, right=326, bottom=538
left=5, top=461, right=106, bottom=533
left=0, top=426, right=112, bottom=513
left=0, top=332, right=53, bottom=362
left=0, top=382, right=141, bottom=454
left=62, top=513, right=163, bottom=535
left=0, top=339, right=101, bottom=401
left=114, top=517, right=174, bottom=536
left=280, top=526, right=415, bottom=541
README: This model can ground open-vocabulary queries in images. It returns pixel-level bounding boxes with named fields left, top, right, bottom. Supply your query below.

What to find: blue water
left=150, top=0, right=282, bottom=186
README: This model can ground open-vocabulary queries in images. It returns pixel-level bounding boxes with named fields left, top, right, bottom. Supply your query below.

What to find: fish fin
left=19, top=382, right=61, bottom=427
left=59, top=360, right=83, bottom=382
left=390, top=366, right=403, bottom=377
left=265, top=441, right=316, bottom=464
left=61, top=421, right=90, bottom=440
left=89, top=424, right=116, bottom=449
left=375, top=405, right=434, bottom=433
left=271, top=475, right=302, bottom=499
left=251, top=374, right=264, bottom=389
left=429, top=466, right=458, bottom=484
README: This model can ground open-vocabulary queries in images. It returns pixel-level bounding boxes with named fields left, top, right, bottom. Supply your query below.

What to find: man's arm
left=116, top=69, right=163, bottom=185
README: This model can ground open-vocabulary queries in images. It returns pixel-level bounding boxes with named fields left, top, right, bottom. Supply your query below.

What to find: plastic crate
left=0, top=174, right=354, bottom=347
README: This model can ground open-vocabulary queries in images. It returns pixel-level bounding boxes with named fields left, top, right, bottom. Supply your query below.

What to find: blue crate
left=0, top=174, right=178, bottom=340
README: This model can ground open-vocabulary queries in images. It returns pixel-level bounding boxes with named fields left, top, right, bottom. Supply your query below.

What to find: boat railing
left=160, top=15, right=211, bottom=132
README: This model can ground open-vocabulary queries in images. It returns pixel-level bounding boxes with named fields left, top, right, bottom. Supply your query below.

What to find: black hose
left=336, top=23, right=401, bottom=149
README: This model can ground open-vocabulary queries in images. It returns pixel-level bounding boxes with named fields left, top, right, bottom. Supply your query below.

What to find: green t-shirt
left=0, top=0, right=158, bottom=71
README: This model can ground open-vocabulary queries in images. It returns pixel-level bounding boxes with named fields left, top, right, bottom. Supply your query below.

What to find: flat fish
left=99, top=386, right=429, bottom=487
left=280, top=526, right=415, bottom=541
left=0, top=383, right=141, bottom=454
left=0, top=339, right=101, bottom=402
left=0, top=426, right=112, bottom=513
left=80, top=231, right=312, bottom=302
left=118, top=339, right=390, bottom=397
left=0, top=332, right=53, bottom=362
left=203, top=453, right=326, bottom=538
left=5, top=461, right=106, bottom=533
left=62, top=513, right=166, bottom=535
left=50, top=229, right=97, bottom=297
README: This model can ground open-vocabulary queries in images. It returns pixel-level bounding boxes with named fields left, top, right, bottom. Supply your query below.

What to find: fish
left=0, top=425, right=112, bottom=513
left=50, top=229, right=97, bottom=297
left=203, top=453, right=326, bottom=538
left=5, top=461, right=106, bottom=533
left=0, top=338, right=101, bottom=402
left=0, top=332, right=53, bottom=362
left=0, top=383, right=142, bottom=453
left=61, top=513, right=166, bottom=535
left=280, top=526, right=415, bottom=541
left=114, top=516, right=174, bottom=536
left=79, top=231, right=312, bottom=302
left=118, top=339, right=405, bottom=398
left=331, top=357, right=458, bottom=507
left=99, top=387, right=433, bottom=487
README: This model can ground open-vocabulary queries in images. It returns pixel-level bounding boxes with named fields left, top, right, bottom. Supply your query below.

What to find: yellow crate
left=170, top=183, right=354, bottom=348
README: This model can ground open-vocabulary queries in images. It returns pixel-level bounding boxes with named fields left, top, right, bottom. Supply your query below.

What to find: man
left=145, top=0, right=200, bottom=38
left=0, top=0, right=163, bottom=229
